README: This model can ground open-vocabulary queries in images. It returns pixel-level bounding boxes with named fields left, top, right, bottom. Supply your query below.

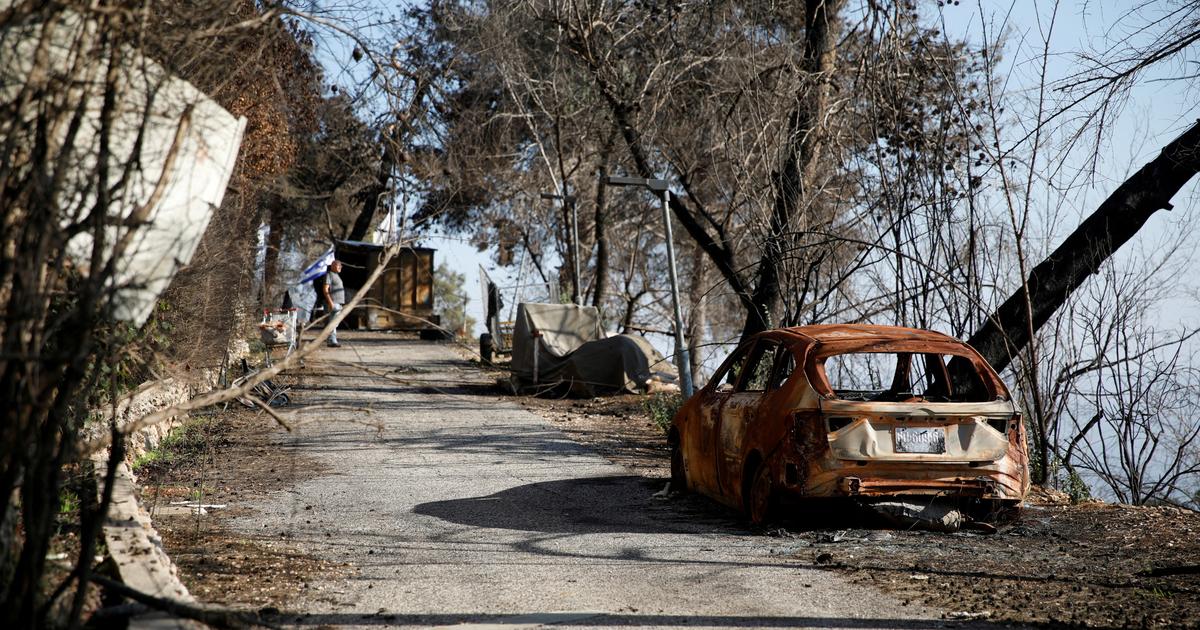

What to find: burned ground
left=524, top=392, right=1200, bottom=629
left=818, top=502, right=1200, bottom=628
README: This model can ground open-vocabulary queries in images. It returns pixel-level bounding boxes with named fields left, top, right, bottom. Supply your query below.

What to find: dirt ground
left=523, top=392, right=1200, bottom=630
left=134, top=398, right=351, bottom=614
left=140, top=356, right=1200, bottom=629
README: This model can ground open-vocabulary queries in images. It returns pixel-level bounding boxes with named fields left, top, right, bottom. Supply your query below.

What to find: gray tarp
left=510, top=303, right=675, bottom=396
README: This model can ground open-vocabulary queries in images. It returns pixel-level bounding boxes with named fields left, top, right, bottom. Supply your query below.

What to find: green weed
left=1139, top=587, right=1172, bottom=601
left=57, top=489, right=80, bottom=516
left=131, top=418, right=212, bottom=472
left=643, top=391, right=684, bottom=434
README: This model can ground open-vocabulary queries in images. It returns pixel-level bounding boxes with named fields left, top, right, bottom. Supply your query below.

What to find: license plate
left=895, top=427, right=946, bottom=454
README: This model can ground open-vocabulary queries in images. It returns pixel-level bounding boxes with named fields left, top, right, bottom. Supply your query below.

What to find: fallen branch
left=1137, top=565, right=1200, bottom=578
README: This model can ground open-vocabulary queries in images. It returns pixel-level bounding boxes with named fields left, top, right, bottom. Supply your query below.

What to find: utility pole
left=603, top=175, right=694, bottom=397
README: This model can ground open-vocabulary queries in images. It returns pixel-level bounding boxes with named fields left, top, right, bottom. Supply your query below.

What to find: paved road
left=231, top=334, right=964, bottom=629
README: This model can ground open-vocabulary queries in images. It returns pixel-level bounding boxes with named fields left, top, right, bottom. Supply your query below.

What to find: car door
left=684, top=346, right=746, bottom=496
left=715, top=339, right=782, bottom=498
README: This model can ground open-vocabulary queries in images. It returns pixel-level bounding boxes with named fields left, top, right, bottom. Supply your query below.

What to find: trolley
left=258, top=308, right=299, bottom=365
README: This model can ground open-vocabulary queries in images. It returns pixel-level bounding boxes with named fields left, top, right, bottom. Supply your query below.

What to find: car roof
left=766, top=324, right=964, bottom=348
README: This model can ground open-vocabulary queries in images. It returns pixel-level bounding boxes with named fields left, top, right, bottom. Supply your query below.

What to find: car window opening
left=821, top=351, right=990, bottom=402
left=722, top=340, right=780, bottom=392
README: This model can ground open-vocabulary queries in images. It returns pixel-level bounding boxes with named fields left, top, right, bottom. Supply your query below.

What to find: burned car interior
left=817, top=351, right=993, bottom=403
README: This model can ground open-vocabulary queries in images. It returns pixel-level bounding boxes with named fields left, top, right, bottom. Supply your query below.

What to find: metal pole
left=569, top=195, right=582, bottom=305
left=660, top=189, right=694, bottom=397
left=532, top=332, right=541, bottom=386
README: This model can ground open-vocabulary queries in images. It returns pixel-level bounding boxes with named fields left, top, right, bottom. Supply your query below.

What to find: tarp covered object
left=560, top=334, right=676, bottom=396
left=510, top=303, right=675, bottom=395
left=511, top=303, right=603, bottom=379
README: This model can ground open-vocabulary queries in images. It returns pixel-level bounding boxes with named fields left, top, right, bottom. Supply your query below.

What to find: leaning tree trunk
left=686, top=244, right=709, bottom=385
left=967, top=120, right=1200, bottom=374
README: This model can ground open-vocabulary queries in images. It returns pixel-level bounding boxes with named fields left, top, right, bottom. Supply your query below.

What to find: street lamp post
left=540, top=192, right=581, bottom=305
left=603, top=175, right=694, bottom=397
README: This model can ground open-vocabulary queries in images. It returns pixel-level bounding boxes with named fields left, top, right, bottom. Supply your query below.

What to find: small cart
left=258, top=308, right=299, bottom=365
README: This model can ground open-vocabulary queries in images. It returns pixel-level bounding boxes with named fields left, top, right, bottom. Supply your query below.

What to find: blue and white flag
left=297, top=247, right=335, bottom=284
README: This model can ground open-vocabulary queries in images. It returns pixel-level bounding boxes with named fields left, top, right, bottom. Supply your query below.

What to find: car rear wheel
left=669, top=439, right=687, bottom=492
left=746, top=462, right=773, bottom=525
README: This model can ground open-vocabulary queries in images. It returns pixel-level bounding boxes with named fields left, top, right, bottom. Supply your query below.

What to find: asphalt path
left=230, top=333, right=978, bottom=629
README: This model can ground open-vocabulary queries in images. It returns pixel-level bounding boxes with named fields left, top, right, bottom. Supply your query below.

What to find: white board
left=0, top=9, right=246, bottom=325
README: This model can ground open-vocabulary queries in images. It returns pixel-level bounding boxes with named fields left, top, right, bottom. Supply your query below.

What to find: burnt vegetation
left=0, top=0, right=413, bottom=626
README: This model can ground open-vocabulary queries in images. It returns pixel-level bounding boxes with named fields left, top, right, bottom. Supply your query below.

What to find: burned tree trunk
left=347, top=141, right=393, bottom=242
left=591, top=130, right=617, bottom=310
left=261, top=198, right=285, bottom=305
left=968, top=120, right=1200, bottom=374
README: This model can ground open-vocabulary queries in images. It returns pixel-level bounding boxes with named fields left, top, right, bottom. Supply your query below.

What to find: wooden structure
left=335, top=240, right=439, bottom=331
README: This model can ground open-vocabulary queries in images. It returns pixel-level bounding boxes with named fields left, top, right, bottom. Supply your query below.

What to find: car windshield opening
left=820, top=351, right=991, bottom=402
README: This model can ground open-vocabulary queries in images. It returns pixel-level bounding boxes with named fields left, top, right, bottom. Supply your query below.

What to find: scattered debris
left=169, top=501, right=227, bottom=516
left=870, top=500, right=963, bottom=533
left=945, top=610, right=992, bottom=621
left=392, top=365, right=430, bottom=374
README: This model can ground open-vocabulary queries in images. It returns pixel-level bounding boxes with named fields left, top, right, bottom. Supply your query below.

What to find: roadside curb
left=92, top=450, right=200, bottom=630
left=89, top=377, right=208, bottom=629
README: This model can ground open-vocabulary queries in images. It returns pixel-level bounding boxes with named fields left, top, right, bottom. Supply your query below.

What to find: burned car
left=669, top=324, right=1029, bottom=525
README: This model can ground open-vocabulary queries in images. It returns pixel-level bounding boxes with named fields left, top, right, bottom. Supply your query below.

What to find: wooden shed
left=334, top=240, right=439, bottom=331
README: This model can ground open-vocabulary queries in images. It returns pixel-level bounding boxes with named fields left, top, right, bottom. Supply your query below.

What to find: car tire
left=746, top=462, right=773, bottom=525
left=669, top=439, right=687, bottom=492
left=479, top=333, right=494, bottom=364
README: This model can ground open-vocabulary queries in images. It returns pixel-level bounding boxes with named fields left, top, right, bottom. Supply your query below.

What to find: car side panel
left=716, top=392, right=760, bottom=499
left=680, top=390, right=729, bottom=497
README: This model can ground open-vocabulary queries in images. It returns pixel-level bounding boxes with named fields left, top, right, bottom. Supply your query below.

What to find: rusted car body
left=669, top=324, right=1029, bottom=524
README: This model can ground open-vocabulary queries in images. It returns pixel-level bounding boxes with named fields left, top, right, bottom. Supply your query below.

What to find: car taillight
left=986, top=413, right=1020, bottom=434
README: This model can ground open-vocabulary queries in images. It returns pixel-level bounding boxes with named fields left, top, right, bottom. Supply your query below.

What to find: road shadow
left=413, top=475, right=739, bottom=536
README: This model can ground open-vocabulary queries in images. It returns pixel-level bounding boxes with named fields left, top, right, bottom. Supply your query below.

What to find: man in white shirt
left=320, top=259, right=345, bottom=347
